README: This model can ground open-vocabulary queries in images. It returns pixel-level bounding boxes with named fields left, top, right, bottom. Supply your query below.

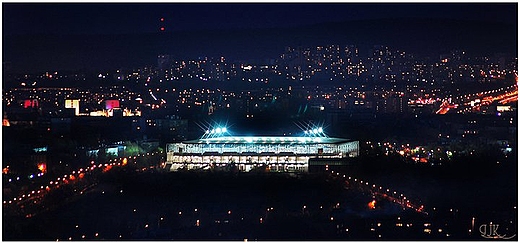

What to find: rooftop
left=183, top=136, right=351, bottom=144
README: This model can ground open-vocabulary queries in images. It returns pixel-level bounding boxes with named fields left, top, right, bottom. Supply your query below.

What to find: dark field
left=4, top=169, right=416, bottom=240
left=4, top=165, right=517, bottom=240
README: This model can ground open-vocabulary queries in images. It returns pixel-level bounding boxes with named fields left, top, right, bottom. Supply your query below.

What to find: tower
left=159, top=17, right=166, bottom=32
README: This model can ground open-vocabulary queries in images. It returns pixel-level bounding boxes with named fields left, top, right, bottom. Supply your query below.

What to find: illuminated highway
left=328, top=170, right=428, bottom=215
left=3, top=153, right=163, bottom=219
left=436, top=83, right=518, bottom=115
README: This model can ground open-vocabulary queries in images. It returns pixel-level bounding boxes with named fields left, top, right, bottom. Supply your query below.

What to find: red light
left=105, top=100, right=120, bottom=110
left=160, top=27, right=165, bottom=31
left=103, top=165, right=113, bottom=173
left=160, top=17, right=164, bottom=22
left=24, top=100, right=32, bottom=108
left=3, top=118, right=10, bottom=127
left=37, top=163, right=47, bottom=173
left=23, top=99, right=38, bottom=108
left=368, top=200, right=376, bottom=209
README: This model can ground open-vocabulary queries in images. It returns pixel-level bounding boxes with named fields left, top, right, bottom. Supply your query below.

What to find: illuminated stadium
left=165, top=126, right=359, bottom=172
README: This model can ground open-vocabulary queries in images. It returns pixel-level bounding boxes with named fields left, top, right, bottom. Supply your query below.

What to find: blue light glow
left=201, top=125, right=232, bottom=139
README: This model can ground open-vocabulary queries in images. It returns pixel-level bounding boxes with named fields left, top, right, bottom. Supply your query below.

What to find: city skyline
left=3, top=3, right=518, bottom=72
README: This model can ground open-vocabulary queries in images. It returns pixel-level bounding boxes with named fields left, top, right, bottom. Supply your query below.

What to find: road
left=3, top=152, right=164, bottom=218
left=436, top=84, right=517, bottom=114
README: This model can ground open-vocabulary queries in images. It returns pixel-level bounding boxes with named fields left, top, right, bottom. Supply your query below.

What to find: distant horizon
left=3, top=3, right=517, bottom=35
left=2, top=15, right=516, bottom=37
left=3, top=3, right=517, bottom=73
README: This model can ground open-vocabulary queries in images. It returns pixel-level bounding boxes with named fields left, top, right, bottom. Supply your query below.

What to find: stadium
left=165, top=126, right=359, bottom=172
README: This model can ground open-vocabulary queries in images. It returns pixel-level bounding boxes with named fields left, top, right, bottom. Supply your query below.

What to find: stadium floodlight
left=313, top=129, right=318, bottom=134
left=222, top=127, right=227, bottom=133
left=205, top=130, right=210, bottom=134
left=211, top=129, right=215, bottom=134
left=318, top=127, right=323, bottom=133
left=216, top=128, right=222, bottom=133
left=304, top=130, right=308, bottom=134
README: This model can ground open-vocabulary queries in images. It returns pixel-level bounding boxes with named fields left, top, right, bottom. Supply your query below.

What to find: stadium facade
left=165, top=126, right=359, bottom=172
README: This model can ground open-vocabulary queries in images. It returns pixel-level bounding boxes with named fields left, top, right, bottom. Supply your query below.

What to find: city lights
left=166, top=130, right=359, bottom=172
left=202, top=125, right=230, bottom=138
left=3, top=3, right=517, bottom=241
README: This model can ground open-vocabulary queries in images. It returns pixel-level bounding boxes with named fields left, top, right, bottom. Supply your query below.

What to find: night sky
left=2, top=3, right=518, bottom=72
left=3, top=3, right=517, bottom=35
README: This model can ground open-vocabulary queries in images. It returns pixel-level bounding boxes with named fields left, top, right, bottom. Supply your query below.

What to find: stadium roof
left=183, top=136, right=351, bottom=144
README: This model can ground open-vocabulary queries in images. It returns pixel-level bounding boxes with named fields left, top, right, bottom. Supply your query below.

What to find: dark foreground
left=4, top=167, right=517, bottom=240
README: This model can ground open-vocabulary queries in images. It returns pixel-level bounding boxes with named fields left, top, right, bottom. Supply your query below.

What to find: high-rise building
left=64, top=99, right=80, bottom=116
